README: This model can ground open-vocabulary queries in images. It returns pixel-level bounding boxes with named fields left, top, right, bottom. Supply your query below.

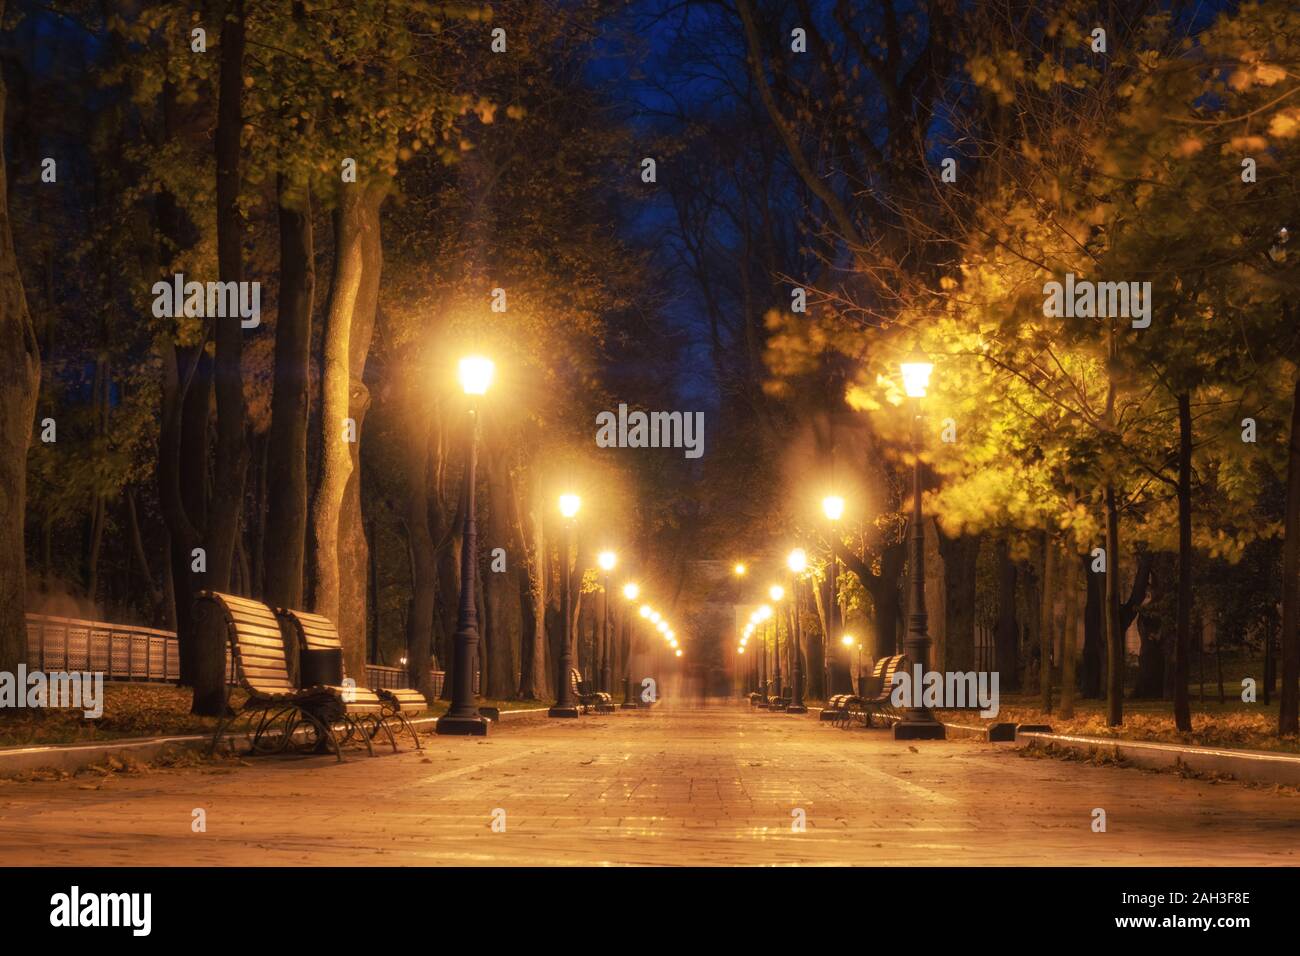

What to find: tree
left=0, top=0, right=41, bottom=674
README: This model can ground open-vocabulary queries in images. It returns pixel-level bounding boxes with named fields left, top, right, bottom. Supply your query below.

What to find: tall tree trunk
left=262, top=172, right=314, bottom=612
left=308, top=185, right=366, bottom=633
left=1174, top=392, right=1194, bottom=731
left=1081, top=554, right=1103, bottom=697
left=513, top=462, right=546, bottom=699
left=336, top=182, right=387, bottom=678
left=1281, top=360, right=1300, bottom=734
left=1104, top=484, right=1124, bottom=726
left=0, top=11, right=41, bottom=672
left=404, top=412, right=436, bottom=702
left=483, top=432, right=518, bottom=698
left=994, top=539, right=1019, bottom=691
left=1060, top=553, right=1079, bottom=718
left=936, top=528, right=979, bottom=672
left=1038, top=534, right=1055, bottom=713
left=193, top=0, right=249, bottom=716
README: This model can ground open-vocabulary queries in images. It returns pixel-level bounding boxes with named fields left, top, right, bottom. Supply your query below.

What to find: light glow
left=901, top=359, right=934, bottom=398
left=822, top=495, right=845, bottom=521
left=559, top=493, right=581, bottom=518
left=787, top=549, right=807, bottom=574
left=458, top=355, right=495, bottom=396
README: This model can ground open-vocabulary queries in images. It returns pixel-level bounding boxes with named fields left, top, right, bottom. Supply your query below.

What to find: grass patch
left=934, top=694, right=1300, bottom=754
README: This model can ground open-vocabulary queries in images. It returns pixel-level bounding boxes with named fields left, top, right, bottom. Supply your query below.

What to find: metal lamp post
left=549, top=494, right=582, bottom=718
left=822, top=496, right=846, bottom=697
left=597, top=551, right=616, bottom=694
left=436, top=356, right=495, bottom=736
left=621, top=584, right=641, bottom=708
left=787, top=549, right=808, bottom=714
left=895, top=355, right=946, bottom=740
left=764, top=582, right=774, bottom=702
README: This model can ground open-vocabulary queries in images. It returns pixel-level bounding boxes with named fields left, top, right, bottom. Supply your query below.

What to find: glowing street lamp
left=549, top=493, right=582, bottom=719
left=457, top=355, right=495, bottom=396
left=769, top=584, right=785, bottom=602
left=900, top=356, right=934, bottom=398
left=640, top=605, right=652, bottom=619
left=734, top=562, right=747, bottom=577
left=436, top=356, right=496, bottom=736
left=897, top=352, right=944, bottom=739
left=822, top=495, right=845, bottom=522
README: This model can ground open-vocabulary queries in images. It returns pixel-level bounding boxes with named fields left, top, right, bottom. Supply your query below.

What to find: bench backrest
left=569, top=667, right=583, bottom=694
left=880, top=654, right=909, bottom=699
left=859, top=653, right=910, bottom=701
left=276, top=606, right=346, bottom=677
left=197, top=590, right=295, bottom=698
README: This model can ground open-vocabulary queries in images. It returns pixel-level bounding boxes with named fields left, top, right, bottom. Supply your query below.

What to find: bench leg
left=371, top=715, right=399, bottom=754
left=400, top=712, right=426, bottom=749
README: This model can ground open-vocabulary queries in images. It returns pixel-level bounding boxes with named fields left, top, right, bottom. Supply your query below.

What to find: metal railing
left=23, top=613, right=447, bottom=693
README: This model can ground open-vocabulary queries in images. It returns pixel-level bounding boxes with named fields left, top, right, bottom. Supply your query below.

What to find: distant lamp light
left=900, top=355, right=934, bottom=398
left=639, top=604, right=652, bottom=618
left=598, top=550, right=617, bottom=572
left=841, top=634, right=855, bottom=647
left=787, top=548, right=807, bottom=574
left=675, top=649, right=682, bottom=657
left=769, top=585, right=785, bottom=602
left=734, top=562, right=747, bottom=576
left=458, top=355, right=495, bottom=396
left=737, top=646, right=745, bottom=655
left=624, top=582, right=640, bottom=601
left=657, top=621, right=668, bottom=634
left=822, top=495, right=845, bottom=522
left=559, top=494, right=581, bottom=519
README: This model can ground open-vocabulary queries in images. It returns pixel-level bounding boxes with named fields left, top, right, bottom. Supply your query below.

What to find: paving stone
left=0, top=703, right=1297, bottom=865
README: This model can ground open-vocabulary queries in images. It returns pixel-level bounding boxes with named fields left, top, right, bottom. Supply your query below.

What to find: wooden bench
left=766, top=686, right=792, bottom=711
left=276, top=606, right=429, bottom=751
left=840, top=654, right=909, bottom=728
left=569, top=667, right=613, bottom=714
left=199, top=591, right=389, bottom=761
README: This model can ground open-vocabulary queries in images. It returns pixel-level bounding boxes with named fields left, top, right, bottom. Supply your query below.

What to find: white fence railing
left=23, top=613, right=446, bottom=693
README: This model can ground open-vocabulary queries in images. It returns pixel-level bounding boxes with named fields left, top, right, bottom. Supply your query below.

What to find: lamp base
left=893, top=719, right=946, bottom=740
left=548, top=705, right=580, bottom=718
left=435, top=714, right=490, bottom=736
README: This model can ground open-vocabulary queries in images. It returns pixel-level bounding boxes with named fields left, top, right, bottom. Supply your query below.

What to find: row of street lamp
left=435, top=356, right=681, bottom=734
left=434, top=350, right=942, bottom=739
left=735, top=353, right=944, bottom=739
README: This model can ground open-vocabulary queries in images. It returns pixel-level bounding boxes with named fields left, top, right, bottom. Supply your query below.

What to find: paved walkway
left=1, top=703, right=1297, bottom=866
